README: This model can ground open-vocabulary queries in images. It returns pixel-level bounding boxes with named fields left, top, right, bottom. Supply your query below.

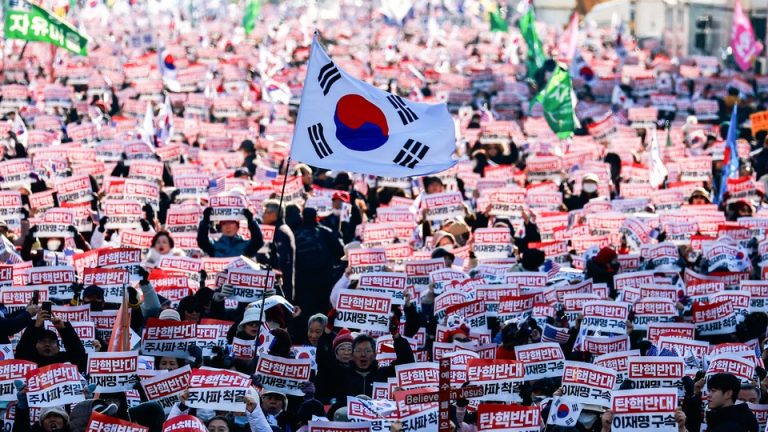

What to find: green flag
left=243, top=0, right=262, bottom=35
left=5, top=0, right=87, bottom=56
left=533, top=66, right=576, bottom=139
left=519, top=7, right=546, bottom=78
left=489, top=9, right=508, bottom=32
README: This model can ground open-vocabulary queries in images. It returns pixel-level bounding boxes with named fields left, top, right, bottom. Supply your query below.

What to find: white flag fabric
left=648, top=129, right=667, bottom=188
left=290, top=38, right=457, bottom=177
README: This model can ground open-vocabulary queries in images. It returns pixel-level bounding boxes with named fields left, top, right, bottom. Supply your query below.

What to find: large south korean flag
left=290, top=37, right=457, bottom=177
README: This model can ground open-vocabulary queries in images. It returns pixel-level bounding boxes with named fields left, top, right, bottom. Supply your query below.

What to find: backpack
left=294, top=227, right=327, bottom=267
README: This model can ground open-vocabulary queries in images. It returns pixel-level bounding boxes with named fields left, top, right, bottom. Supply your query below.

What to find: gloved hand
left=220, top=284, right=234, bottom=298
left=137, top=266, right=149, bottom=283
left=187, top=344, right=203, bottom=368
left=300, top=381, right=316, bottom=400
left=199, top=270, right=207, bottom=290
left=98, top=216, right=108, bottom=233
left=143, top=203, right=155, bottom=223
left=127, top=286, right=139, bottom=306
left=203, top=207, right=212, bottom=220
left=139, top=219, right=151, bottom=232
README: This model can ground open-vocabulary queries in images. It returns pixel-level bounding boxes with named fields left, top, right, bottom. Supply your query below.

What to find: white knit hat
left=40, top=406, right=69, bottom=424
left=158, top=309, right=181, bottom=321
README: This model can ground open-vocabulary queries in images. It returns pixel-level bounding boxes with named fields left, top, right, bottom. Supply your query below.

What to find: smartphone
left=41, top=301, right=52, bottom=314
left=31, top=290, right=39, bottom=305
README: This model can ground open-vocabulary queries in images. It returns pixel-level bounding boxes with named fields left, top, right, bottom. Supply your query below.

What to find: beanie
left=594, top=247, right=618, bottom=266
left=332, top=329, right=353, bottom=353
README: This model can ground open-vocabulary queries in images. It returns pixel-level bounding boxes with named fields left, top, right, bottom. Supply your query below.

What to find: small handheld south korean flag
left=290, top=37, right=457, bottom=177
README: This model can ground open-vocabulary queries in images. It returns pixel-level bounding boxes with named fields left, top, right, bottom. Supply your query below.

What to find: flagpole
left=253, top=155, right=291, bottom=352
left=17, top=41, right=28, bottom=61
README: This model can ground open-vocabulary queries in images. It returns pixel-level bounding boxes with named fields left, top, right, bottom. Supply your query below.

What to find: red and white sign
left=226, top=269, right=275, bottom=302
left=561, top=361, right=617, bottom=407
left=87, top=351, right=139, bottom=392
left=254, top=353, right=312, bottom=397
left=611, top=388, right=678, bottom=432
left=477, top=404, right=540, bottom=432
left=186, top=367, right=251, bottom=412
left=26, top=363, right=85, bottom=408
left=467, top=359, right=525, bottom=402
left=87, top=412, right=148, bottom=432
left=514, top=342, right=565, bottom=380
left=358, top=272, right=406, bottom=305
left=141, top=318, right=196, bottom=358
left=347, top=248, right=387, bottom=278
left=141, top=365, right=191, bottom=413
left=0, top=360, right=36, bottom=401
left=334, top=289, right=392, bottom=332
left=692, top=300, right=737, bottom=335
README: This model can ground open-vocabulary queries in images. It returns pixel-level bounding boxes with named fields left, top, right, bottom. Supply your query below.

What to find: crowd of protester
left=3, top=0, right=768, bottom=431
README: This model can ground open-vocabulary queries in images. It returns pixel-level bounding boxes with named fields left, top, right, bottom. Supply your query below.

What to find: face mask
left=196, top=409, right=215, bottom=422
left=582, top=183, right=598, bottom=194
left=47, top=240, right=61, bottom=251
left=232, top=416, right=248, bottom=427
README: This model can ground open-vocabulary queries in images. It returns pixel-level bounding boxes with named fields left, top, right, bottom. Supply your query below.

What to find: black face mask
left=87, top=301, right=104, bottom=312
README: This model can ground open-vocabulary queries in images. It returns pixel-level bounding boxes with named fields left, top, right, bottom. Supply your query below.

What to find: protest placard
left=477, top=404, right=540, bottom=432
left=611, top=388, right=678, bottom=432
left=692, top=300, right=737, bottom=335
left=87, top=351, right=139, bottom=392
left=334, top=289, right=392, bottom=332
left=26, top=363, right=85, bottom=408
left=422, top=192, right=465, bottom=221
left=514, top=342, right=565, bottom=380
left=0, top=360, right=36, bottom=401
left=186, top=367, right=251, bottom=412
left=467, top=359, right=525, bottom=402
left=226, top=268, right=275, bottom=302
left=87, top=412, right=148, bottom=432
left=358, top=272, right=406, bottom=306
left=82, top=268, right=130, bottom=303
left=161, top=414, right=207, bottom=432
left=254, top=354, right=312, bottom=397
left=141, top=318, right=196, bottom=358
left=561, top=361, right=617, bottom=408
left=627, top=357, right=684, bottom=389
left=141, top=365, right=191, bottom=413
left=347, top=248, right=387, bottom=278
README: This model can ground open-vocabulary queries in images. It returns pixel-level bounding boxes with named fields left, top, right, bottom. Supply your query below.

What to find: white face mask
left=47, top=240, right=61, bottom=251
left=582, top=182, right=598, bottom=194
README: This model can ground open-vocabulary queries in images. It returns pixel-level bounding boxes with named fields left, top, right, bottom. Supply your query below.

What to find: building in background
left=535, top=0, right=766, bottom=60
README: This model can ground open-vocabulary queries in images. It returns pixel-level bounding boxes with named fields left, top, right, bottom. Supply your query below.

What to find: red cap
left=332, top=191, right=350, bottom=203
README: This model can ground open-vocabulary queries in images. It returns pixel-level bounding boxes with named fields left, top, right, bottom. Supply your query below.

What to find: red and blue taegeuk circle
left=556, top=403, right=570, bottom=418
left=333, top=94, right=389, bottom=151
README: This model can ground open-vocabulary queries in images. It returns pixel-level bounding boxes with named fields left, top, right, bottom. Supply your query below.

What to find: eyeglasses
left=337, top=346, right=353, bottom=353
left=353, top=349, right=374, bottom=355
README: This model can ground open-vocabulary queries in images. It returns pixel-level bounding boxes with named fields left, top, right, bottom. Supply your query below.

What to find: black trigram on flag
left=393, top=139, right=429, bottom=169
left=387, top=95, right=419, bottom=125
left=308, top=123, right=333, bottom=159
left=317, top=62, right=341, bottom=96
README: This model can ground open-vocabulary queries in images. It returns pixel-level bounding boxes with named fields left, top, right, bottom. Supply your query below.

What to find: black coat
left=15, top=322, right=88, bottom=372
left=706, top=402, right=759, bottom=432
left=0, top=310, right=32, bottom=344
